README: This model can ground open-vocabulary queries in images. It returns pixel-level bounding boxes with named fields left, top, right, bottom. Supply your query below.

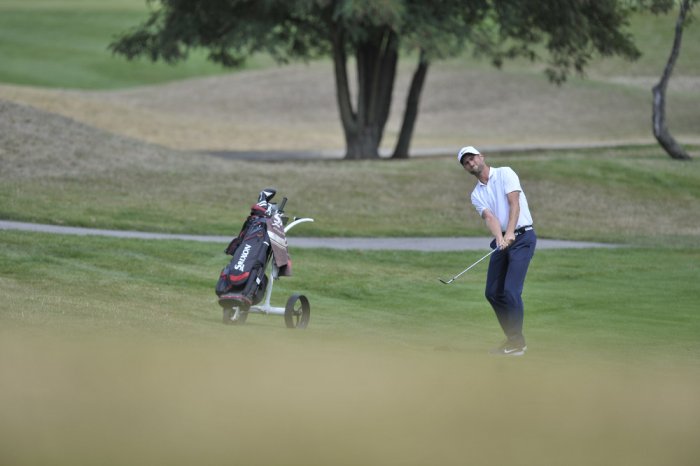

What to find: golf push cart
left=215, top=189, right=314, bottom=328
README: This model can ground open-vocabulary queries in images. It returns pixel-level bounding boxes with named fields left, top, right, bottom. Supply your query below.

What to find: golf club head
left=258, top=188, right=277, bottom=203
left=255, top=188, right=277, bottom=211
left=438, top=278, right=454, bottom=285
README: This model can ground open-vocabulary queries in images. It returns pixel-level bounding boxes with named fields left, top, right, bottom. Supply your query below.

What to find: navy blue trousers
left=486, top=229, right=536, bottom=344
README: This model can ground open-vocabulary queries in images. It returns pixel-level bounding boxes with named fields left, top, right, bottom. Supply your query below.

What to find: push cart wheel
left=222, top=304, right=249, bottom=326
left=284, top=294, right=310, bottom=329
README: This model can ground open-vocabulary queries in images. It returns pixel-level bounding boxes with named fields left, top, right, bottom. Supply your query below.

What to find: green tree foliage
left=111, top=0, right=643, bottom=159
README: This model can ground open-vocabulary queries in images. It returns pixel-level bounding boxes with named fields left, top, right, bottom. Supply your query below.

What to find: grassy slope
left=585, top=11, right=700, bottom=77
left=2, top=100, right=699, bottom=244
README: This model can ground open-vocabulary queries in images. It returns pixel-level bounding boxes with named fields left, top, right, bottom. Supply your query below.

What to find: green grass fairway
left=0, top=0, right=270, bottom=88
left=2, top=231, right=698, bottom=362
left=1, top=231, right=700, bottom=465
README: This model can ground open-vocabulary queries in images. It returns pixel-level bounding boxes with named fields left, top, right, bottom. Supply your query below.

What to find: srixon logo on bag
left=234, top=244, right=252, bottom=272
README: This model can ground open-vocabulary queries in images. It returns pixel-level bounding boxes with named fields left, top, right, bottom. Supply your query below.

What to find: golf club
left=438, top=248, right=497, bottom=284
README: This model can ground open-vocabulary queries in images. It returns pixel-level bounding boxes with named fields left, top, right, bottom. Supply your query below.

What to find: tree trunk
left=331, top=27, right=398, bottom=159
left=392, top=51, right=429, bottom=159
left=652, top=0, right=692, bottom=161
left=344, top=126, right=382, bottom=159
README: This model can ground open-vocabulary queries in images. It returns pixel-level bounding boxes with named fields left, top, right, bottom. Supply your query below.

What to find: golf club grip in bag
left=215, top=214, right=270, bottom=305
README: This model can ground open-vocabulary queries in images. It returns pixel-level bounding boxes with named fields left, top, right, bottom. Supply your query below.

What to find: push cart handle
left=284, top=217, right=314, bottom=233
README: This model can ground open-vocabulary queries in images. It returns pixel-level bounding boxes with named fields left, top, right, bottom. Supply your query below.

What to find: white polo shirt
left=471, top=166, right=533, bottom=231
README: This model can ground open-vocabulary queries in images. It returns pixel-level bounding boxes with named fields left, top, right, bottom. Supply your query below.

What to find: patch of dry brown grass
left=0, top=99, right=182, bottom=178
left=2, top=62, right=699, bottom=154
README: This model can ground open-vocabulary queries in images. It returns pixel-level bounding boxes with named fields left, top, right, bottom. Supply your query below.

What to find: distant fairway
left=0, top=0, right=260, bottom=89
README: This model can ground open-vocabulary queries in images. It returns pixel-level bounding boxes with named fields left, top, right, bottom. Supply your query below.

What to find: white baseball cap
left=457, top=146, right=480, bottom=164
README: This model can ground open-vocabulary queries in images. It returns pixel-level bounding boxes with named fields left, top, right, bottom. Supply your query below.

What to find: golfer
left=459, top=146, right=536, bottom=356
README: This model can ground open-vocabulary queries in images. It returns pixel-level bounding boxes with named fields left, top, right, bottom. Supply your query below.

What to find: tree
left=650, top=0, right=694, bottom=160
left=111, top=0, right=643, bottom=160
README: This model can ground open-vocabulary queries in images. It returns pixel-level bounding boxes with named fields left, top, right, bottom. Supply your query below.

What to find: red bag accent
left=228, top=272, right=250, bottom=283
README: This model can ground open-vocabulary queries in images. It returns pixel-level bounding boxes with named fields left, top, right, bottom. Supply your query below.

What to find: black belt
left=506, top=225, right=533, bottom=236
left=515, top=225, right=533, bottom=236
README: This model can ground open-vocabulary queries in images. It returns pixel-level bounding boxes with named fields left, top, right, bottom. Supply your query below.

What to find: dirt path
left=0, top=220, right=618, bottom=250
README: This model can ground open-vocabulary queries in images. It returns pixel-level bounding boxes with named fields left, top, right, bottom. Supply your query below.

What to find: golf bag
left=215, top=189, right=284, bottom=306
left=216, top=188, right=291, bottom=306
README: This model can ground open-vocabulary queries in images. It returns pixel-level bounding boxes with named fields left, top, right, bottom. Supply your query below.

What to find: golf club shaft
left=445, top=248, right=496, bottom=283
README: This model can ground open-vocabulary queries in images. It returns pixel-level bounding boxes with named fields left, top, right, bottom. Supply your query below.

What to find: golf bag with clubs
left=215, top=188, right=288, bottom=307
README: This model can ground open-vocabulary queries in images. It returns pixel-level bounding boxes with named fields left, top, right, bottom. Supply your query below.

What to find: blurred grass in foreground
left=1, top=332, right=699, bottom=466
